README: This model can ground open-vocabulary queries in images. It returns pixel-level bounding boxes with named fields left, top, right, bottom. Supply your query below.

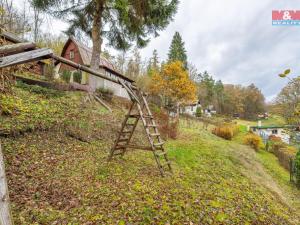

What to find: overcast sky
left=14, top=0, right=300, bottom=101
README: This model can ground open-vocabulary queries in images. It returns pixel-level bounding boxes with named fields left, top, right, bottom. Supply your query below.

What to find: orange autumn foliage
left=150, top=61, right=197, bottom=104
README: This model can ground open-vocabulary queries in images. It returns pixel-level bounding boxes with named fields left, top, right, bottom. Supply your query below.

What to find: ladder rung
left=143, top=115, right=153, bottom=119
left=118, top=138, right=129, bottom=142
left=128, top=115, right=140, bottom=118
left=112, top=152, right=124, bottom=156
left=161, top=161, right=171, bottom=167
left=154, top=142, right=164, bottom=147
left=155, top=151, right=167, bottom=157
left=150, top=133, right=160, bottom=137
left=115, top=145, right=126, bottom=149
left=146, top=124, right=157, bottom=128
left=120, top=131, right=132, bottom=134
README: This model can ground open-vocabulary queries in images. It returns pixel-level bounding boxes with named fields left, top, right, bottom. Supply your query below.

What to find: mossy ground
left=1, top=87, right=300, bottom=224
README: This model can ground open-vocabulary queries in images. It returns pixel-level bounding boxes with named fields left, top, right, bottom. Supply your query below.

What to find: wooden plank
left=52, top=55, right=129, bottom=86
left=0, top=30, right=25, bottom=43
left=93, top=95, right=112, bottom=113
left=0, top=143, right=13, bottom=225
left=0, top=48, right=53, bottom=68
left=0, top=42, right=36, bottom=56
left=118, top=79, right=140, bottom=103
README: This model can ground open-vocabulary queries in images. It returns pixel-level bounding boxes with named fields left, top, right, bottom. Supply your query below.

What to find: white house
left=250, top=125, right=290, bottom=144
left=180, top=102, right=202, bottom=116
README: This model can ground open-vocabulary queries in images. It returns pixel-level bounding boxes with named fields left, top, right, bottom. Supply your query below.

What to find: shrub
left=153, top=109, right=178, bottom=139
left=244, top=133, right=263, bottom=151
left=44, top=64, right=55, bottom=81
left=0, top=94, right=23, bottom=116
left=195, top=106, right=202, bottom=117
left=60, top=70, right=72, bottom=83
left=267, top=136, right=297, bottom=170
left=293, top=151, right=300, bottom=186
left=267, top=137, right=285, bottom=153
left=96, top=87, right=114, bottom=101
left=73, top=71, right=82, bottom=83
left=16, top=81, right=64, bottom=98
left=273, top=145, right=297, bottom=170
left=269, top=135, right=282, bottom=142
left=212, top=124, right=239, bottom=140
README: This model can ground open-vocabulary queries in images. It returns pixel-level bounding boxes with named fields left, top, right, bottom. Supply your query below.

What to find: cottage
left=250, top=125, right=290, bottom=144
left=0, top=31, right=46, bottom=76
left=180, top=101, right=202, bottom=116
left=56, top=37, right=133, bottom=99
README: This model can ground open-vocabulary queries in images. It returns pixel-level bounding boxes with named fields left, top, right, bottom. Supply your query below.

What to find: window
left=191, top=106, right=194, bottom=111
left=69, top=50, right=74, bottom=60
left=272, top=129, right=278, bottom=134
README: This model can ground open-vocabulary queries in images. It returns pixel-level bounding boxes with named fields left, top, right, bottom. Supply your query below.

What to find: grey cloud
left=140, top=0, right=300, bottom=101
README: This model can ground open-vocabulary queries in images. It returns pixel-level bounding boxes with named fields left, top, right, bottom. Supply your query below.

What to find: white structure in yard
left=180, top=102, right=202, bottom=116
left=250, top=124, right=290, bottom=144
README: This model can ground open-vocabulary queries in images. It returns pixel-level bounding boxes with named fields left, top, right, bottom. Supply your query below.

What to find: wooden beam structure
left=0, top=48, right=53, bottom=68
left=51, top=55, right=126, bottom=86
left=0, top=42, right=36, bottom=56
left=0, top=143, right=13, bottom=225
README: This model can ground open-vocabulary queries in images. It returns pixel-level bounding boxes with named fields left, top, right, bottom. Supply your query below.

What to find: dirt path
left=227, top=141, right=300, bottom=217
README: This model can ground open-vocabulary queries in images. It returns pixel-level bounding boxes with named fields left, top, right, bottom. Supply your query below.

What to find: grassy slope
left=235, top=114, right=286, bottom=127
left=1, top=88, right=299, bottom=224
left=233, top=125, right=300, bottom=209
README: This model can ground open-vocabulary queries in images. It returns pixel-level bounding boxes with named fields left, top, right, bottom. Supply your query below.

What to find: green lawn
left=1, top=87, right=299, bottom=224
left=235, top=114, right=286, bottom=127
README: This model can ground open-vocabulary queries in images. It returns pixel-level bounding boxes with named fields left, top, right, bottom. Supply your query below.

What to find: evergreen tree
left=168, top=32, right=188, bottom=69
left=31, top=0, right=179, bottom=70
left=214, top=80, right=224, bottom=113
left=147, top=49, right=160, bottom=76
left=151, top=49, right=160, bottom=70
left=125, top=48, right=142, bottom=80
left=198, top=71, right=215, bottom=107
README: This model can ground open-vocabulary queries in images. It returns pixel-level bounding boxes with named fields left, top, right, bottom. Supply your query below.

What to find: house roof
left=61, top=37, right=134, bottom=83
left=250, top=125, right=294, bottom=129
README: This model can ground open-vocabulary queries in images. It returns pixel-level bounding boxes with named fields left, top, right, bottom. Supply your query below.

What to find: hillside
left=1, top=86, right=300, bottom=224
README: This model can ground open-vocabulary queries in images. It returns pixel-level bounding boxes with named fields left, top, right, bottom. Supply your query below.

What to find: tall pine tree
left=147, top=49, right=160, bottom=76
left=31, top=0, right=179, bottom=70
left=168, top=32, right=188, bottom=69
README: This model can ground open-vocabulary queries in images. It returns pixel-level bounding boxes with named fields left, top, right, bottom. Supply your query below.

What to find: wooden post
left=0, top=143, right=13, bottom=225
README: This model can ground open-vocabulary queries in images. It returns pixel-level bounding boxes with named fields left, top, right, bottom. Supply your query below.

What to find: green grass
left=1, top=89, right=300, bottom=224
left=257, top=150, right=300, bottom=209
left=235, top=114, right=286, bottom=127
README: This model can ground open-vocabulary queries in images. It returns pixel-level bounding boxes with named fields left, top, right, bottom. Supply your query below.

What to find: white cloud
left=140, top=0, right=300, bottom=99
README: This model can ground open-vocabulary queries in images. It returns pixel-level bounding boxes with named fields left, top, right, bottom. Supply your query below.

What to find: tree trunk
left=90, top=1, right=103, bottom=70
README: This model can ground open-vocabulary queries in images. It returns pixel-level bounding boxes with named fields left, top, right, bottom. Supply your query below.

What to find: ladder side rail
left=135, top=94, right=166, bottom=176
left=119, top=113, right=141, bottom=156
left=109, top=102, right=136, bottom=159
left=141, top=94, right=163, bottom=143
left=140, top=94, right=172, bottom=173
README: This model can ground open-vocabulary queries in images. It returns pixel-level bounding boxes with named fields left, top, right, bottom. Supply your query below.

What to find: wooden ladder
left=108, top=81, right=172, bottom=176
